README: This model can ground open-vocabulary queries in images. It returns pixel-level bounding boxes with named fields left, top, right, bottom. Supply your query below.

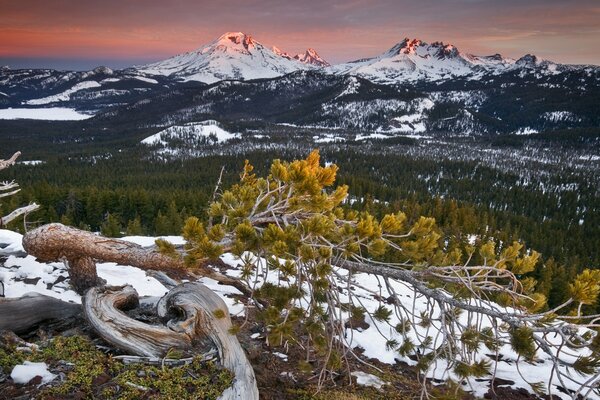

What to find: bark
left=0, top=292, right=82, bottom=334
left=84, top=283, right=258, bottom=400
left=157, top=282, right=259, bottom=400
left=83, top=285, right=203, bottom=357
left=68, top=256, right=105, bottom=294
left=23, top=223, right=251, bottom=296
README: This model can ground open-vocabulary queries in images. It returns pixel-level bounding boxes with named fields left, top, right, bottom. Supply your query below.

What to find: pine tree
left=100, top=213, right=122, bottom=237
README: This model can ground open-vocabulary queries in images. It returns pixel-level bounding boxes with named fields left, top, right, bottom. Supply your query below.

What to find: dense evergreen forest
left=2, top=127, right=598, bottom=312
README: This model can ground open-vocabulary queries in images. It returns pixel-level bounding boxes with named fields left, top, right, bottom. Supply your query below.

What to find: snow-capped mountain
left=328, top=38, right=570, bottom=83
left=294, top=49, right=330, bottom=67
left=135, top=32, right=315, bottom=84
left=272, top=46, right=330, bottom=67
left=1, top=32, right=598, bottom=134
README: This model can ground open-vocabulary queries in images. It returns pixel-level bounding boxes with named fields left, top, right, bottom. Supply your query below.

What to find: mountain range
left=1, top=31, right=599, bottom=136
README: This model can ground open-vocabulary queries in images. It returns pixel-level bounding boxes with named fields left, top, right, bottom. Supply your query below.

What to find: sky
left=1, top=0, right=599, bottom=70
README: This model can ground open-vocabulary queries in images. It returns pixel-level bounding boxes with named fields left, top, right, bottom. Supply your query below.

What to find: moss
left=4, top=335, right=233, bottom=400
left=0, top=346, right=24, bottom=371
left=115, top=358, right=232, bottom=400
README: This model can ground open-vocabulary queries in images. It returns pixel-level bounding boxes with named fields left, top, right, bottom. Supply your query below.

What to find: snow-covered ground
left=0, top=107, right=93, bottom=121
left=25, top=81, right=101, bottom=105
left=0, top=229, right=596, bottom=399
left=141, top=120, right=239, bottom=156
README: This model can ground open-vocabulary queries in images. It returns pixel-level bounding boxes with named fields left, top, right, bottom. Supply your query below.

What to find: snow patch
left=11, top=362, right=56, bottom=385
left=25, top=81, right=101, bottom=105
left=0, top=107, right=93, bottom=120
left=351, top=371, right=386, bottom=389
left=513, top=127, right=538, bottom=135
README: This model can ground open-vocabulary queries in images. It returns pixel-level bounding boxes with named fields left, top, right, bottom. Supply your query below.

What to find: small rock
left=21, top=277, right=41, bottom=285
left=28, top=375, right=43, bottom=385
left=92, top=373, right=111, bottom=386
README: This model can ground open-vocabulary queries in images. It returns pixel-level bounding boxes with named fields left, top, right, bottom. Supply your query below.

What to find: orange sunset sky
left=1, top=0, right=599, bottom=70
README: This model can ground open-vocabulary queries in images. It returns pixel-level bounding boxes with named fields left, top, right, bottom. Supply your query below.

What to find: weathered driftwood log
left=84, top=285, right=209, bottom=357
left=0, top=292, right=81, bottom=333
left=84, top=283, right=258, bottom=400
left=23, top=223, right=250, bottom=296
left=157, top=282, right=258, bottom=400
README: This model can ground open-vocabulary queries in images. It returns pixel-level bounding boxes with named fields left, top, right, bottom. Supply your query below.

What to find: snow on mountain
left=142, top=120, right=239, bottom=156
left=294, top=48, right=330, bottom=67
left=0, top=107, right=93, bottom=120
left=329, top=38, right=520, bottom=83
left=273, top=46, right=329, bottom=66
left=271, top=46, right=294, bottom=60
left=136, top=32, right=314, bottom=83
left=25, top=80, right=101, bottom=105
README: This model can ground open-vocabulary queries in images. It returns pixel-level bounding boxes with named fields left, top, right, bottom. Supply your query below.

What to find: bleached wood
left=84, top=283, right=258, bottom=400
left=0, top=152, right=21, bottom=171
left=157, top=282, right=259, bottom=400
left=0, top=292, right=81, bottom=333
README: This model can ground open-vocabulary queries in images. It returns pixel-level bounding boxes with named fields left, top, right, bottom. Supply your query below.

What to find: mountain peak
left=135, top=31, right=314, bottom=83
left=294, top=48, right=330, bottom=67
left=216, top=32, right=257, bottom=50
left=399, top=38, right=424, bottom=53
left=272, top=46, right=293, bottom=60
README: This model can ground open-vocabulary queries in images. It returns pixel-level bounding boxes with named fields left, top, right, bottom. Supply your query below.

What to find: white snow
left=273, top=352, right=289, bottom=361
left=25, top=81, right=101, bottom=105
left=0, top=107, right=93, bottom=120
left=351, top=371, right=386, bottom=389
left=355, top=133, right=390, bottom=141
left=141, top=121, right=239, bottom=156
left=0, top=229, right=26, bottom=254
left=10, top=362, right=56, bottom=385
left=121, top=235, right=186, bottom=247
left=133, top=76, right=159, bottom=84
left=542, top=111, right=579, bottom=123
left=1, top=229, right=598, bottom=398
left=326, top=38, right=568, bottom=85
left=135, top=32, right=313, bottom=83
left=18, top=160, right=44, bottom=166
left=514, top=127, right=539, bottom=135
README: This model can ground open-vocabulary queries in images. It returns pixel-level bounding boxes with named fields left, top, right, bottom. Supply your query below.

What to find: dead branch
left=157, top=282, right=259, bottom=400
left=23, top=223, right=251, bottom=296
left=0, top=292, right=81, bottom=334
left=83, top=285, right=203, bottom=356
left=84, top=283, right=258, bottom=400
left=0, top=152, right=21, bottom=172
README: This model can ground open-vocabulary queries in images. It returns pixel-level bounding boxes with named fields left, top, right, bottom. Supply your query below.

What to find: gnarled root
left=84, top=283, right=258, bottom=400
left=157, top=282, right=258, bottom=400
left=0, top=292, right=81, bottom=334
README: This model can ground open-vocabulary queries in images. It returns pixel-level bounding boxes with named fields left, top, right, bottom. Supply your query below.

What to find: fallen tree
left=0, top=151, right=39, bottom=228
left=2, top=150, right=600, bottom=399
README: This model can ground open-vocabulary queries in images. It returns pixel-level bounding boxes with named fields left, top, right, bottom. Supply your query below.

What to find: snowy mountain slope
left=135, top=32, right=315, bottom=83
left=141, top=120, right=239, bottom=156
left=1, top=229, right=597, bottom=399
left=294, top=48, right=330, bottom=67
left=272, top=46, right=330, bottom=67
left=0, top=66, right=171, bottom=112
left=92, top=65, right=600, bottom=136
left=328, top=37, right=589, bottom=84
left=2, top=33, right=598, bottom=134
